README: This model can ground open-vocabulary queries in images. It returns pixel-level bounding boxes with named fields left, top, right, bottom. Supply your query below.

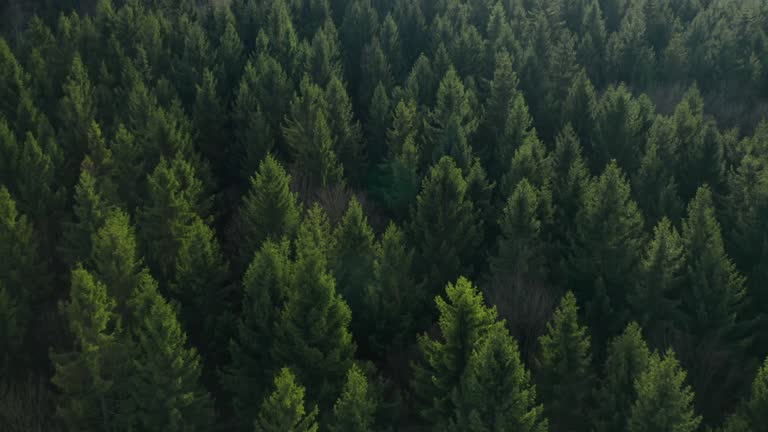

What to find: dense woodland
left=2, top=0, right=768, bottom=430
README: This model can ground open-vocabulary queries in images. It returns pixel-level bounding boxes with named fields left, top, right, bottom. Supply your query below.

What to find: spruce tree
left=491, top=178, right=547, bottom=284
left=412, top=277, right=499, bottom=428
left=333, top=197, right=376, bottom=339
left=366, top=82, right=391, bottom=167
left=137, top=154, right=207, bottom=284
left=450, top=324, right=548, bottom=432
left=125, top=275, right=214, bottom=431
left=739, top=356, right=768, bottom=431
left=536, top=291, right=593, bottom=432
left=628, top=218, right=684, bottom=347
left=593, top=322, right=651, bottom=432
left=224, top=239, right=293, bottom=427
left=366, top=222, right=423, bottom=355
left=551, top=125, right=590, bottom=253
left=193, top=69, right=229, bottom=176
left=58, top=53, right=96, bottom=173
left=51, top=267, right=125, bottom=432
left=0, top=282, right=20, bottom=374
left=329, top=364, right=377, bottom=432
left=427, top=67, right=478, bottom=164
left=325, top=75, right=364, bottom=184
left=627, top=350, right=701, bottom=432
left=238, top=154, right=300, bottom=269
left=171, top=218, right=232, bottom=370
left=567, top=160, right=645, bottom=345
left=253, top=368, right=319, bottom=432
left=681, top=186, right=747, bottom=341
left=411, top=157, right=481, bottom=297
left=273, top=211, right=355, bottom=410
left=60, top=170, right=109, bottom=266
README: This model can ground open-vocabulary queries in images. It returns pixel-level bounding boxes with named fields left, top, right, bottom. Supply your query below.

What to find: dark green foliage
left=273, top=206, right=355, bottom=410
left=329, top=365, right=377, bottom=432
left=225, top=239, right=293, bottom=426
left=536, top=291, right=593, bottom=432
left=593, top=322, right=651, bottom=432
left=238, top=154, right=300, bottom=269
left=627, top=350, right=701, bottom=432
left=412, top=276, right=498, bottom=428
left=411, top=157, right=482, bottom=296
left=254, top=368, right=318, bottom=432
left=450, top=324, right=548, bottom=432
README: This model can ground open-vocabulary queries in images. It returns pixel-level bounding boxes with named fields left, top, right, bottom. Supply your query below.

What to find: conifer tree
left=225, top=239, right=293, bottom=426
left=366, top=82, right=390, bottom=167
left=627, top=350, right=701, bottom=432
left=333, top=196, right=376, bottom=341
left=0, top=37, right=27, bottom=124
left=491, top=178, right=546, bottom=284
left=551, top=125, right=590, bottom=250
left=51, top=267, right=125, bottom=432
left=411, top=157, right=481, bottom=296
left=567, top=161, right=645, bottom=344
left=171, top=218, right=231, bottom=369
left=61, top=170, right=109, bottom=266
left=193, top=69, right=228, bottom=177
left=238, top=154, right=300, bottom=269
left=58, top=53, right=96, bottom=172
left=483, top=50, right=520, bottom=164
left=681, top=186, right=747, bottom=340
left=253, top=368, right=319, bottom=432
left=497, top=94, right=536, bottom=176
left=593, top=322, right=651, bottom=432
left=265, top=0, right=299, bottom=71
left=629, top=218, right=684, bottom=347
left=536, top=291, right=593, bottom=432
left=0, top=281, right=20, bottom=374
left=305, top=20, right=342, bottom=87
left=501, top=134, right=553, bottom=201
left=90, top=209, right=144, bottom=316
left=412, top=277, right=499, bottom=428
left=137, top=154, right=207, bottom=284
left=427, top=68, right=478, bottom=164
left=125, top=276, right=214, bottom=431
left=325, top=76, right=364, bottom=183
left=739, top=356, right=768, bottom=431
left=273, top=209, right=355, bottom=410
left=366, top=222, right=423, bottom=355
left=592, top=84, right=650, bottom=173
left=329, top=364, right=377, bottom=432
left=450, top=324, right=548, bottom=432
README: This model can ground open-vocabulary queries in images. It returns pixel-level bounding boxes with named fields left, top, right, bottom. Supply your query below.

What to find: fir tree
left=325, top=76, right=364, bottom=183
left=412, top=277, right=499, bottom=428
left=366, top=222, right=423, bottom=355
left=536, top=291, right=593, bottom=432
left=224, top=239, right=293, bottom=427
left=125, top=276, right=214, bottom=431
left=366, top=82, right=391, bottom=167
left=329, top=364, right=377, bottom=432
left=333, top=196, right=376, bottom=345
left=629, top=218, right=684, bottom=347
left=238, top=154, right=300, bottom=269
left=60, top=170, right=109, bottom=266
left=593, top=322, right=651, bottom=432
left=627, top=350, right=701, bottom=432
left=273, top=212, right=355, bottom=410
left=58, top=53, right=96, bottom=173
left=51, top=267, right=125, bottom=432
left=411, top=157, right=481, bottom=297
left=253, top=368, right=319, bottom=432
left=450, top=324, right=548, bottom=432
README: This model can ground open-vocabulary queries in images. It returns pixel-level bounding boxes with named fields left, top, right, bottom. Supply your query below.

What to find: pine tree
left=366, top=222, right=423, bottom=355
left=450, top=324, right=548, bottom=432
left=412, top=277, right=499, bottom=428
left=411, top=157, right=481, bottom=297
left=224, top=239, right=293, bottom=427
left=536, top=291, right=593, bottom=432
left=627, top=350, right=701, bottom=432
left=329, top=364, right=377, bottom=432
left=593, top=322, right=651, bottom=432
left=253, top=368, right=318, bottom=432
left=238, top=154, right=300, bottom=269
left=125, top=276, right=214, bottom=431
left=273, top=212, right=355, bottom=410
left=51, top=267, right=125, bottom=432
left=628, top=218, right=684, bottom=347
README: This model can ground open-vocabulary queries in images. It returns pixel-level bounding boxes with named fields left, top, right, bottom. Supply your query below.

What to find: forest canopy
left=2, top=0, right=768, bottom=431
